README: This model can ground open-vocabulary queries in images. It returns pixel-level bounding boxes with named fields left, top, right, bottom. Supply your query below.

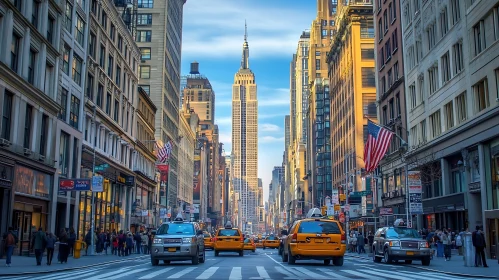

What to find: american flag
left=155, top=141, right=173, bottom=163
left=364, top=120, right=393, bottom=173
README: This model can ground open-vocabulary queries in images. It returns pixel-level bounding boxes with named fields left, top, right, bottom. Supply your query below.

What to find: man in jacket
left=472, top=225, right=488, bottom=267
left=3, top=227, right=17, bottom=267
left=31, top=227, right=47, bottom=266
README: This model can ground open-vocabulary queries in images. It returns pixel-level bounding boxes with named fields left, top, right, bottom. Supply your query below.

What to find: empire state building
left=232, top=24, right=258, bottom=233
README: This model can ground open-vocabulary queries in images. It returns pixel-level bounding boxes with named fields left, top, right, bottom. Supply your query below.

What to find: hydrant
left=74, top=240, right=84, bottom=259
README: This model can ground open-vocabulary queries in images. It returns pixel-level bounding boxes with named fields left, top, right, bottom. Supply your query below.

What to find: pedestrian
left=455, top=231, right=463, bottom=256
left=45, top=232, right=56, bottom=265
left=85, top=229, right=92, bottom=255
left=59, top=228, right=69, bottom=263
left=126, top=233, right=134, bottom=256
left=134, top=231, right=142, bottom=254
left=119, top=230, right=126, bottom=256
left=356, top=232, right=365, bottom=254
left=3, top=226, right=18, bottom=267
left=112, top=235, right=118, bottom=255
left=472, top=226, right=488, bottom=267
left=31, top=227, right=47, bottom=266
left=141, top=232, right=149, bottom=254
left=68, top=227, right=76, bottom=256
left=441, top=230, right=451, bottom=261
left=367, top=232, right=374, bottom=253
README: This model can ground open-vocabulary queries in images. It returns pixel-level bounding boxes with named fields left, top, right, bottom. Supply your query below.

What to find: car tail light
left=291, top=233, right=297, bottom=243
left=213, top=237, right=217, bottom=242
left=240, top=236, right=244, bottom=242
left=341, top=234, right=346, bottom=244
left=210, top=238, right=213, bottom=242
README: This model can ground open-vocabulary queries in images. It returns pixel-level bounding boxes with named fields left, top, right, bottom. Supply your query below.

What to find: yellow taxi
left=243, top=237, right=256, bottom=252
left=213, top=222, right=244, bottom=257
left=281, top=208, right=346, bottom=266
left=203, top=231, right=214, bottom=250
left=263, top=235, right=280, bottom=249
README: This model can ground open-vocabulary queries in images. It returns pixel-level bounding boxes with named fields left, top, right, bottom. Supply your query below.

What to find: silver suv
left=151, top=214, right=205, bottom=265
left=372, top=220, right=431, bottom=266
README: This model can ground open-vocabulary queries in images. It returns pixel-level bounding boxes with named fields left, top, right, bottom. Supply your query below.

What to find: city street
left=0, top=249, right=485, bottom=280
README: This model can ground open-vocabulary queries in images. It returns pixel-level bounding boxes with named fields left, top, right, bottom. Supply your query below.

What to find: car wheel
left=199, top=249, right=205, bottom=263
left=333, top=257, right=344, bottom=266
left=163, top=260, right=170, bottom=264
left=287, top=247, right=296, bottom=265
left=239, top=250, right=244, bottom=257
left=215, top=250, right=219, bottom=256
left=421, top=257, right=430, bottom=266
left=151, top=258, right=159, bottom=266
left=383, top=249, right=392, bottom=264
left=373, top=248, right=382, bottom=263
left=324, top=259, right=331, bottom=265
left=192, top=248, right=200, bottom=265
left=252, top=250, right=255, bottom=253
left=404, top=260, right=412, bottom=264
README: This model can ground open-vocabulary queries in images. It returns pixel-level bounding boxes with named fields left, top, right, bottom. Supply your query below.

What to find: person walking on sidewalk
left=472, top=225, right=488, bottom=267
left=367, top=232, right=374, bottom=253
left=441, top=230, right=451, bottom=261
left=3, top=227, right=18, bottom=267
left=134, top=231, right=142, bottom=254
left=356, top=232, right=366, bottom=254
left=58, top=228, right=69, bottom=263
left=31, top=227, right=47, bottom=266
left=68, top=227, right=76, bottom=256
left=45, top=232, right=56, bottom=265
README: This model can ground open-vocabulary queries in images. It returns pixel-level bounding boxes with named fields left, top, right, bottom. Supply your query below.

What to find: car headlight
left=419, top=241, right=429, bottom=248
left=182, top=237, right=194, bottom=243
left=153, top=238, right=162, bottom=244
left=389, top=241, right=401, bottom=247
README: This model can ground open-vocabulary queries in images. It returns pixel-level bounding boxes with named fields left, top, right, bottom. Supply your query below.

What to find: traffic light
left=321, top=206, right=327, bottom=216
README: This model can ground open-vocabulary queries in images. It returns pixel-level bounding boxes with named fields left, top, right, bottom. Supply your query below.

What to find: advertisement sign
left=193, top=204, right=200, bottom=214
left=157, top=164, right=169, bottom=206
left=408, top=171, right=423, bottom=214
left=331, top=189, right=339, bottom=204
left=379, top=207, right=393, bottom=215
left=59, top=179, right=92, bottom=191
left=92, top=176, right=104, bottom=192
left=349, top=204, right=361, bottom=218
left=193, top=161, right=201, bottom=200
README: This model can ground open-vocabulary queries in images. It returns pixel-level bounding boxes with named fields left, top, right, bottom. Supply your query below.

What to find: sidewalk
left=0, top=253, right=149, bottom=276
left=346, top=252, right=499, bottom=279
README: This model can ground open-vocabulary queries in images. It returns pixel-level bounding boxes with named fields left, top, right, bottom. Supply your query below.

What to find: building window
left=444, top=101, right=454, bottom=130
left=418, top=75, right=424, bottom=104
left=385, top=39, right=391, bottom=60
left=110, top=24, right=115, bottom=41
left=115, top=66, right=121, bottom=86
left=440, top=7, right=449, bottom=37
left=450, top=0, right=461, bottom=25
left=473, top=20, right=485, bottom=56
left=10, top=33, right=20, bottom=73
left=86, top=73, right=94, bottom=100
left=393, top=61, right=399, bottom=81
left=421, top=119, right=427, bottom=143
left=453, top=41, right=464, bottom=74
left=395, top=93, right=401, bottom=117
left=64, top=1, right=73, bottom=33
left=137, top=14, right=152, bottom=25
left=409, top=83, right=416, bottom=109
left=410, top=125, right=418, bottom=146
left=140, top=48, right=151, bottom=60
left=40, top=114, right=48, bottom=155
left=361, top=67, right=375, bottom=87
left=59, top=132, right=70, bottom=177
left=137, top=30, right=152, bottom=42
left=392, top=29, right=398, bottom=52
left=47, top=15, right=55, bottom=44
left=361, top=49, right=374, bottom=60
left=75, top=14, right=85, bottom=46
left=360, top=18, right=374, bottom=38
left=89, top=32, right=96, bottom=58
left=99, top=44, right=105, bottom=68
left=404, top=3, right=412, bottom=26
left=391, top=0, right=397, bottom=22
left=455, top=91, right=467, bottom=124
left=472, top=79, right=489, bottom=113
left=413, top=0, right=420, bottom=13
left=107, top=55, right=114, bottom=77
left=72, top=54, right=83, bottom=86
left=28, top=49, right=37, bottom=85
left=441, top=52, right=451, bottom=83
left=496, top=69, right=499, bottom=99
left=60, top=88, right=68, bottom=121
left=114, top=99, right=120, bottom=122
left=91, top=0, right=97, bottom=14
left=139, top=65, right=151, bottom=79
left=428, top=64, right=439, bottom=95
left=44, top=63, right=54, bottom=96
left=32, top=0, right=39, bottom=28
left=378, top=19, right=383, bottom=40
left=315, top=59, right=320, bottom=70
left=106, top=92, right=112, bottom=115
left=24, top=105, right=33, bottom=149
left=13, top=0, right=22, bottom=11
left=415, top=37, right=423, bottom=63
left=387, top=69, right=393, bottom=88
left=101, top=11, right=107, bottom=30
left=63, top=45, right=70, bottom=75
left=383, top=10, right=388, bottom=33
left=139, top=85, right=150, bottom=95
left=426, top=23, right=436, bottom=51
left=430, top=110, right=442, bottom=139
left=138, top=0, right=154, bottom=8
left=407, top=45, right=415, bottom=70
left=118, top=35, right=123, bottom=52
left=97, top=84, right=103, bottom=108
left=1, top=91, right=13, bottom=140
left=70, top=95, right=80, bottom=129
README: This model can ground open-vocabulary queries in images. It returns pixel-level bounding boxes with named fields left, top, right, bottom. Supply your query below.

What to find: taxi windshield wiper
left=176, top=231, right=184, bottom=234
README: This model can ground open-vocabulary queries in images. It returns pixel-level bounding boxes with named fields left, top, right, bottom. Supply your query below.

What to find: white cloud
left=182, top=0, right=313, bottom=58
left=215, top=116, right=232, bottom=125
left=259, top=136, right=285, bottom=143
left=260, top=123, right=280, bottom=132
left=219, top=132, right=232, bottom=145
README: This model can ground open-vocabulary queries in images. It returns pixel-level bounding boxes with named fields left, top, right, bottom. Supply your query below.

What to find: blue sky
left=181, top=0, right=316, bottom=201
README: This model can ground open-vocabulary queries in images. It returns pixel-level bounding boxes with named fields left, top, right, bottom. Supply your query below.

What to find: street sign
left=98, top=164, right=109, bottom=168
left=345, top=204, right=350, bottom=211
left=59, top=179, right=91, bottom=191
left=340, top=194, right=346, bottom=201
left=349, top=191, right=372, bottom=197
left=92, top=175, right=104, bottom=192
left=334, top=204, right=341, bottom=211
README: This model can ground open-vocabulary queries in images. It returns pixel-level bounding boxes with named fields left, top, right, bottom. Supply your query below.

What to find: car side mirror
left=281, top=230, right=288, bottom=235
left=197, top=230, right=203, bottom=235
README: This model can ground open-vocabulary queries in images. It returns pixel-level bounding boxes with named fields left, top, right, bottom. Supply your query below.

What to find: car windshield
left=386, top=228, right=421, bottom=238
left=156, top=223, right=194, bottom=235
left=203, top=233, right=211, bottom=238
left=298, top=221, right=341, bottom=234
left=267, top=236, right=276, bottom=240
left=217, top=229, right=240, bottom=236
left=244, top=238, right=251, bottom=243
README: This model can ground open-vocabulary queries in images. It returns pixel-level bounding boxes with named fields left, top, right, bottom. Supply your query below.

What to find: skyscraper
left=232, top=23, right=258, bottom=233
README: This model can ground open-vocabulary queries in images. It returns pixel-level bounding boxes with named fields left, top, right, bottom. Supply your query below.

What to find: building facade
left=178, top=102, right=197, bottom=209
left=375, top=0, right=407, bottom=217
left=80, top=0, right=140, bottom=236
left=136, top=0, right=186, bottom=212
left=327, top=0, right=376, bottom=224
left=0, top=0, right=63, bottom=250
left=401, top=0, right=499, bottom=256
left=232, top=26, right=258, bottom=233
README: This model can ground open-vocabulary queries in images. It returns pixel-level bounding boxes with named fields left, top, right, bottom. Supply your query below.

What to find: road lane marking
left=86, top=267, right=132, bottom=280
left=291, top=267, right=328, bottom=279
left=358, top=269, right=413, bottom=280
left=341, top=269, right=383, bottom=279
left=274, top=266, right=299, bottom=279
left=256, top=266, right=270, bottom=279
left=196, top=267, right=219, bottom=279
left=106, top=268, right=149, bottom=279
left=138, top=267, right=174, bottom=279
left=264, top=252, right=302, bottom=278
left=316, top=268, right=349, bottom=279
left=229, top=267, right=242, bottom=280
left=167, top=267, right=197, bottom=279
left=42, top=268, right=103, bottom=280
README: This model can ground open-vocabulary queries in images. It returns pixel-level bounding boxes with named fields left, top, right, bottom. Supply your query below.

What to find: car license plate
left=168, top=248, right=176, bottom=252
left=315, top=239, right=324, bottom=243
left=225, top=239, right=231, bottom=241
left=406, top=251, right=414, bottom=255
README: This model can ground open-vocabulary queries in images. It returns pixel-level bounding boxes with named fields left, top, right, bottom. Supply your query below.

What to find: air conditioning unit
left=39, top=155, right=45, bottom=161
left=23, top=148, right=32, bottom=155
left=0, top=138, right=11, bottom=147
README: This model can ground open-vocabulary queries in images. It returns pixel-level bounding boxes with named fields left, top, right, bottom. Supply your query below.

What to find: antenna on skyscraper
left=244, top=20, right=247, bottom=42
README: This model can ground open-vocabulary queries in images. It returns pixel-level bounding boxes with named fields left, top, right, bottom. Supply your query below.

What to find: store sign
left=408, top=171, right=423, bottom=214
left=59, top=179, right=91, bottom=191
left=15, top=165, right=50, bottom=198
left=379, top=207, right=393, bottom=215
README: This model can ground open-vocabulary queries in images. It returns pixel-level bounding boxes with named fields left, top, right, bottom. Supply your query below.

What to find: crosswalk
left=0, top=265, right=481, bottom=280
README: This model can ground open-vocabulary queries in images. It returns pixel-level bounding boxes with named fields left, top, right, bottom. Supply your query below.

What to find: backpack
left=6, top=233, right=15, bottom=246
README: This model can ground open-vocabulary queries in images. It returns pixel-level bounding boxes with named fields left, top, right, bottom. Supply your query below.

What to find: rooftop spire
left=241, top=21, right=249, bottom=69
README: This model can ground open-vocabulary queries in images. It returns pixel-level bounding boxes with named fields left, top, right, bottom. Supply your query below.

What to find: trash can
left=74, top=240, right=84, bottom=259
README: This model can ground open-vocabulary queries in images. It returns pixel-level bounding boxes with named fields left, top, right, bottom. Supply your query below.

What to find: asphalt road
left=0, top=248, right=483, bottom=279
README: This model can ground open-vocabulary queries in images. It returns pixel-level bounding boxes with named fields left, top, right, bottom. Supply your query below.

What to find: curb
left=345, top=254, right=499, bottom=279
left=0, top=255, right=149, bottom=277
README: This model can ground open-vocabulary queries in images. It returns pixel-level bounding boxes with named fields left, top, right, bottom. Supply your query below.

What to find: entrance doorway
left=12, top=207, right=46, bottom=256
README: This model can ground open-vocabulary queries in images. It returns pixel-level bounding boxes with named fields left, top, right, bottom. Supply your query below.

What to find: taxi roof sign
left=224, top=221, right=233, bottom=229
left=394, top=218, right=405, bottom=227
left=306, top=208, right=323, bottom=218
left=173, top=212, right=184, bottom=222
